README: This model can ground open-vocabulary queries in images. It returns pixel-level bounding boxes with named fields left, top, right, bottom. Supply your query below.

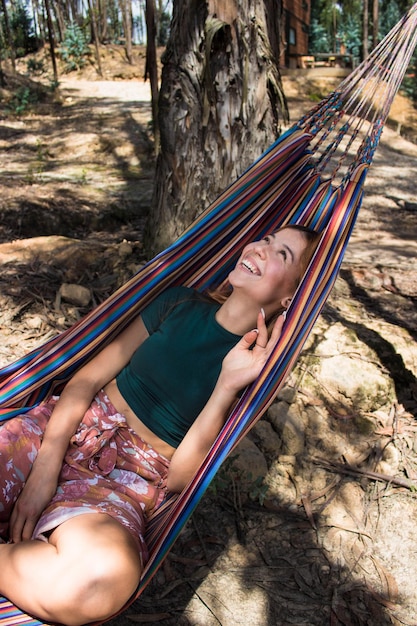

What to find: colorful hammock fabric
left=1, top=4, right=417, bottom=624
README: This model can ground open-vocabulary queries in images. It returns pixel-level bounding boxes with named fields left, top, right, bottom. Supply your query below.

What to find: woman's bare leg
left=0, top=513, right=142, bottom=625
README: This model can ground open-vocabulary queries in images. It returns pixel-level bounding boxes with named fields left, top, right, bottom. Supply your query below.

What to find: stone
left=250, top=420, right=282, bottom=461
left=230, top=437, right=268, bottom=489
left=25, top=315, right=43, bottom=329
left=118, top=240, right=133, bottom=257
left=267, top=401, right=305, bottom=456
left=277, top=385, right=298, bottom=404
left=59, top=283, right=91, bottom=307
left=302, top=322, right=396, bottom=412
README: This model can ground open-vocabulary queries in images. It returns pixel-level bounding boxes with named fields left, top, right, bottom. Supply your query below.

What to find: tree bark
left=1, top=0, right=16, bottom=73
left=99, top=0, right=108, bottom=42
left=44, top=0, right=58, bottom=82
left=52, top=0, right=66, bottom=42
left=145, top=0, right=160, bottom=151
left=145, top=0, right=287, bottom=255
left=363, top=0, right=369, bottom=59
left=372, top=0, right=378, bottom=50
left=88, top=0, right=103, bottom=75
left=31, top=0, right=46, bottom=44
left=119, top=0, right=133, bottom=63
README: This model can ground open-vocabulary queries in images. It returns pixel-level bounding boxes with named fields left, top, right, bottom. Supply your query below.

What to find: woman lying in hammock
left=0, top=224, right=319, bottom=626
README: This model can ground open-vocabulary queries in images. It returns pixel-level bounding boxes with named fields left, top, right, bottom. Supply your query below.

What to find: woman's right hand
left=9, top=461, right=59, bottom=543
left=217, top=310, right=285, bottom=396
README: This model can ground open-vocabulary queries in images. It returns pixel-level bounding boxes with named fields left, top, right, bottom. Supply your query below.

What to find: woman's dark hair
left=207, top=224, right=321, bottom=307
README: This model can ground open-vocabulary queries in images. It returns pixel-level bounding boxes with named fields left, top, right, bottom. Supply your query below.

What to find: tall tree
left=372, top=0, right=378, bottom=49
left=146, top=0, right=287, bottom=254
left=119, top=0, right=133, bottom=62
left=1, top=0, right=16, bottom=72
left=51, top=0, right=65, bottom=42
left=44, top=0, right=58, bottom=81
left=31, top=0, right=46, bottom=44
left=88, top=0, right=103, bottom=74
left=145, top=0, right=160, bottom=150
left=363, top=0, right=369, bottom=59
left=98, top=0, right=108, bottom=41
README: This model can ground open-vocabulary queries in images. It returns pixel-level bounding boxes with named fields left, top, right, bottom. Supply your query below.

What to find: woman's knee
left=77, top=544, right=141, bottom=620
left=50, top=514, right=142, bottom=623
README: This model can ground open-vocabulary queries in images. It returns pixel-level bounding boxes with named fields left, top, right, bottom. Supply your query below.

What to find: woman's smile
left=240, top=256, right=261, bottom=275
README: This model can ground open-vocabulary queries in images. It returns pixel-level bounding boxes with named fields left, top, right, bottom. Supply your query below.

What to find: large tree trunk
left=145, top=0, right=287, bottom=255
left=372, top=0, right=378, bottom=50
left=44, top=0, right=58, bottom=82
left=363, top=0, right=369, bottom=59
left=145, top=0, right=160, bottom=151
left=88, top=0, right=103, bottom=75
left=99, top=0, right=108, bottom=42
left=32, top=0, right=46, bottom=44
left=1, top=0, right=16, bottom=73
left=119, top=0, right=133, bottom=63
left=51, top=0, right=65, bottom=43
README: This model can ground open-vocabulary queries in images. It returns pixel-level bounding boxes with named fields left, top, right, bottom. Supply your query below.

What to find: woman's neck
left=215, top=292, right=259, bottom=335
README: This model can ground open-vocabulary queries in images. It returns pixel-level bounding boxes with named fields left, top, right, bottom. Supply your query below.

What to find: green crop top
left=116, top=286, right=241, bottom=447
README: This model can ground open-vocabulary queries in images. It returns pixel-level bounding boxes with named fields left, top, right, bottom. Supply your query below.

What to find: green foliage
left=76, top=168, right=88, bottom=185
left=7, top=86, right=39, bottom=115
left=58, top=24, right=90, bottom=73
left=208, top=456, right=237, bottom=496
left=247, top=475, right=269, bottom=506
left=0, top=1, right=39, bottom=58
left=49, top=79, right=60, bottom=93
left=10, top=2, right=38, bottom=56
left=208, top=455, right=269, bottom=507
left=308, top=18, right=330, bottom=53
left=309, top=0, right=417, bottom=66
left=379, top=0, right=417, bottom=104
left=157, top=11, right=171, bottom=46
left=27, top=58, right=45, bottom=76
left=108, top=3, right=123, bottom=43
left=379, top=1, right=402, bottom=34
left=340, top=14, right=361, bottom=61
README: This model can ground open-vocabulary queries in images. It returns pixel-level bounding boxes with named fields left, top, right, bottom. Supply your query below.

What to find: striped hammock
left=1, top=4, right=417, bottom=624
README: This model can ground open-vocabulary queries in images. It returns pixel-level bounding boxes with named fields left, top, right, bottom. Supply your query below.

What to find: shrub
left=7, top=86, right=39, bottom=115
left=9, top=2, right=39, bottom=56
left=27, top=58, right=45, bottom=76
left=58, top=24, right=90, bottom=72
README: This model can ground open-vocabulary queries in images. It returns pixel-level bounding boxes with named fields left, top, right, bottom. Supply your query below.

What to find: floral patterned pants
left=0, top=390, right=169, bottom=564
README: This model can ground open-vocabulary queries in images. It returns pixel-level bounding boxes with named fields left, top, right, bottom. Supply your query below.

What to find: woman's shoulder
left=163, top=287, right=218, bottom=313
left=158, top=285, right=201, bottom=305
left=141, top=286, right=211, bottom=332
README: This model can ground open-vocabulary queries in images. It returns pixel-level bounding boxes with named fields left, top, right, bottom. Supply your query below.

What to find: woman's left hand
left=218, top=310, right=285, bottom=396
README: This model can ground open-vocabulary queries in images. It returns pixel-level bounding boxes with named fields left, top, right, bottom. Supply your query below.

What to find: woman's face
left=228, top=229, right=308, bottom=314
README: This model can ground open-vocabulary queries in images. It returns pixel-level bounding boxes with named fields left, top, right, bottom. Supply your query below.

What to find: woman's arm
left=10, top=315, right=149, bottom=543
left=166, top=312, right=284, bottom=493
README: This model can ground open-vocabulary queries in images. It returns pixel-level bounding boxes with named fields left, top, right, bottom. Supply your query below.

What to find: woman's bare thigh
left=48, top=513, right=142, bottom=620
left=0, top=513, right=142, bottom=625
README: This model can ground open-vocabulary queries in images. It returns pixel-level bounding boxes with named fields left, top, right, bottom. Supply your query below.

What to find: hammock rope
left=1, top=4, right=417, bottom=624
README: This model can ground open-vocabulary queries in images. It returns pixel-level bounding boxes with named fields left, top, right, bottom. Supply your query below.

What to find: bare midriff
left=103, top=379, right=176, bottom=460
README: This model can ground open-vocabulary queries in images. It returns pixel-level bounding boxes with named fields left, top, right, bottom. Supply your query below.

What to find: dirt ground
left=0, top=47, right=417, bottom=626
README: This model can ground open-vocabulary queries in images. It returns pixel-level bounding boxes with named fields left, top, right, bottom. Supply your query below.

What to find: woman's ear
left=281, top=296, right=292, bottom=309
